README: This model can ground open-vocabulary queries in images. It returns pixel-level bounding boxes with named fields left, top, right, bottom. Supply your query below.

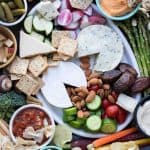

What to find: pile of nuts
left=66, top=56, right=118, bottom=118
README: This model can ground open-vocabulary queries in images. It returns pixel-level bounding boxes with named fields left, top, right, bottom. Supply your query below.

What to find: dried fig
left=118, top=63, right=138, bottom=77
left=101, top=70, right=122, bottom=83
left=130, top=77, right=150, bottom=93
left=113, top=71, right=136, bottom=93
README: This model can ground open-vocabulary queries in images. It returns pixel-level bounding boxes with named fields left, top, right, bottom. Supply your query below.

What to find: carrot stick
left=93, top=127, right=137, bottom=148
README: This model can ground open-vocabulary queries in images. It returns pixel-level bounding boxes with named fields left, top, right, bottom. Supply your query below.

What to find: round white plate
left=29, top=3, right=141, bottom=138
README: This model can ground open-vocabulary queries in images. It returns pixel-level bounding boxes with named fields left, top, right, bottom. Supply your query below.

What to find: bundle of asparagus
left=117, top=14, right=150, bottom=95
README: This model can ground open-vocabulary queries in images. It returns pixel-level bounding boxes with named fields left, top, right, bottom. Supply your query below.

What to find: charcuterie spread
left=0, top=0, right=150, bottom=150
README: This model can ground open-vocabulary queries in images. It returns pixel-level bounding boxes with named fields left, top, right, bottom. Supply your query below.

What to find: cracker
left=4, top=39, right=14, bottom=47
left=0, top=47, right=7, bottom=63
left=52, top=30, right=70, bottom=48
left=8, top=57, right=29, bottom=75
left=10, top=74, right=22, bottom=81
left=58, top=37, right=77, bottom=57
left=16, top=75, right=39, bottom=96
left=70, top=0, right=93, bottom=9
left=48, top=59, right=60, bottom=67
left=28, top=55, right=48, bottom=77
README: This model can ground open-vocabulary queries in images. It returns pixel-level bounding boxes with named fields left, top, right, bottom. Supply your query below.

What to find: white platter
left=29, top=3, right=141, bottom=138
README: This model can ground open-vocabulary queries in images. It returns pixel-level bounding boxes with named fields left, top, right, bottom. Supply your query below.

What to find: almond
left=88, top=78, right=99, bottom=86
left=97, top=89, right=104, bottom=99
left=88, top=72, right=100, bottom=80
left=75, top=86, right=89, bottom=94
left=72, top=96, right=82, bottom=102
left=77, top=92, right=87, bottom=98
left=108, top=94, right=116, bottom=103
left=103, top=84, right=110, bottom=90
left=83, top=111, right=90, bottom=118
left=86, top=90, right=96, bottom=103
left=85, top=69, right=92, bottom=77
left=70, top=88, right=76, bottom=95
left=75, top=101, right=82, bottom=110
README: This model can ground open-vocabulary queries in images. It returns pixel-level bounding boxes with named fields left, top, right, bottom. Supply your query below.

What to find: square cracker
left=52, top=30, right=70, bottom=48
left=28, top=55, right=48, bottom=77
left=8, top=57, right=29, bottom=75
left=16, top=74, right=39, bottom=96
left=57, top=37, right=77, bottom=57
left=10, top=74, right=22, bottom=81
left=70, top=0, right=93, bottom=9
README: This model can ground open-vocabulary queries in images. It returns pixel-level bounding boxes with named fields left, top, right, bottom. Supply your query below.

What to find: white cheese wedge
left=117, top=94, right=138, bottom=113
left=19, top=31, right=56, bottom=58
left=41, top=61, right=87, bottom=108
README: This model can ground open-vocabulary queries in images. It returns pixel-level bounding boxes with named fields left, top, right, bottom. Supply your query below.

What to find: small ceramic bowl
left=95, top=0, right=141, bottom=21
left=0, top=0, right=28, bottom=26
left=134, top=95, right=150, bottom=137
left=0, top=26, right=17, bottom=69
left=9, top=104, right=55, bottom=148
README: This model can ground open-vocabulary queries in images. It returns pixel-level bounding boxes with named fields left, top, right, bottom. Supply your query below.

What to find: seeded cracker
left=70, top=0, right=93, bottom=10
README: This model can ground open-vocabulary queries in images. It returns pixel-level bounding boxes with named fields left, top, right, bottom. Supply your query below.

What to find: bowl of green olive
left=0, top=0, right=27, bottom=26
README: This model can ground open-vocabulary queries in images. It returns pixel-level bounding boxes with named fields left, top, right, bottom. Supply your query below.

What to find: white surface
left=28, top=3, right=141, bottom=138
left=0, top=0, right=28, bottom=26
left=9, top=104, right=55, bottom=149
left=41, top=61, right=87, bottom=108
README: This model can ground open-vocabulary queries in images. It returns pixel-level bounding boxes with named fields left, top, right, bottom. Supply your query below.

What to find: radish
left=69, top=30, right=77, bottom=39
left=72, top=10, right=84, bottom=22
left=83, top=6, right=93, bottom=16
left=65, top=21, right=79, bottom=30
left=53, top=0, right=61, bottom=9
left=57, top=9, right=73, bottom=26
left=80, top=15, right=90, bottom=29
left=60, top=0, right=71, bottom=11
left=89, top=16, right=106, bottom=25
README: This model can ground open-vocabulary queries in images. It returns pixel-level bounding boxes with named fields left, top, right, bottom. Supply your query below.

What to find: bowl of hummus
left=134, top=95, right=150, bottom=137
left=96, top=0, right=141, bottom=21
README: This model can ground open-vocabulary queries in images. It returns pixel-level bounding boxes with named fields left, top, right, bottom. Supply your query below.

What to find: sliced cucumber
left=24, top=15, right=33, bottom=34
left=33, top=15, right=45, bottom=32
left=63, top=115, right=75, bottom=122
left=69, top=120, right=83, bottom=129
left=86, top=115, right=102, bottom=132
left=86, top=95, right=101, bottom=111
left=44, top=38, right=51, bottom=45
left=30, top=31, right=45, bottom=42
left=63, top=107, right=77, bottom=116
left=42, top=18, right=53, bottom=36
left=101, top=118, right=117, bottom=134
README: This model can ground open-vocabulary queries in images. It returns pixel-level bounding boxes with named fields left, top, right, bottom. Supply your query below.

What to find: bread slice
left=58, top=37, right=77, bottom=57
left=70, top=0, right=93, bottom=9
left=37, top=1, right=59, bottom=21
left=0, top=47, right=7, bottom=63
left=0, top=34, right=6, bottom=41
left=52, top=30, right=70, bottom=48
left=8, top=57, right=29, bottom=75
left=20, top=31, right=56, bottom=58
left=28, top=55, right=48, bottom=77
left=16, top=74, right=39, bottom=96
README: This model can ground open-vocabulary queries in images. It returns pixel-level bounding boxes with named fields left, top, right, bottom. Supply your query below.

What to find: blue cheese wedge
left=37, top=1, right=59, bottom=21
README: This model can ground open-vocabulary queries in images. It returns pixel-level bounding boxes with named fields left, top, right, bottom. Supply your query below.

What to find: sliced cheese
left=19, top=31, right=56, bottom=58
left=41, top=61, right=87, bottom=108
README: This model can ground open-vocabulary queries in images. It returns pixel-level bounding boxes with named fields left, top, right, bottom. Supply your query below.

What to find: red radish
left=57, top=9, right=73, bottom=26
left=83, top=6, right=93, bottom=16
left=65, top=21, right=79, bottom=30
left=80, top=15, right=89, bottom=29
left=89, top=16, right=106, bottom=25
left=117, top=107, right=127, bottom=124
left=106, top=105, right=119, bottom=119
left=8, top=47, right=14, bottom=54
left=72, top=10, right=84, bottom=22
left=102, top=99, right=112, bottom=109
left=69, top=30, right=77, bottom=39
left=60, top=0, right=71, bottom=11
left=53, top=0, right=61, bottom=9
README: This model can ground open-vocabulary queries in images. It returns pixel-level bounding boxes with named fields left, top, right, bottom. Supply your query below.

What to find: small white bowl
left=0, top=0, right=28, bottom=26
left=9, top=104, right=55, bottom=148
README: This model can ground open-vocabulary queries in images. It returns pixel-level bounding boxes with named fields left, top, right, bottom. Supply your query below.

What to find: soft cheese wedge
left=41, top=62, right=87, bottom=108
left=19, top=31, right=56, bottom=58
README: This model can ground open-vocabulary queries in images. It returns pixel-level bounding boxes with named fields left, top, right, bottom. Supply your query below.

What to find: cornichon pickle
left=12, top=9, right=25, bottom=16
left=1, top=2, right=14, bottom=22
left=8, top=1, right=16, bottom=9
left=14, top=0, right=24, bottom=9
left=0, top=4, right=6, bottom=21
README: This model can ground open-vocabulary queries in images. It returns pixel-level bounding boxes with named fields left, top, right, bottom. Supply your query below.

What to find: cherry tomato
left=106, top=105, right=119, bottom=118
left=117, top=107, right=127, bottom=124
left=88, top=84, right=100, bottom=92
left=102, top=99, right=112, bottom=109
